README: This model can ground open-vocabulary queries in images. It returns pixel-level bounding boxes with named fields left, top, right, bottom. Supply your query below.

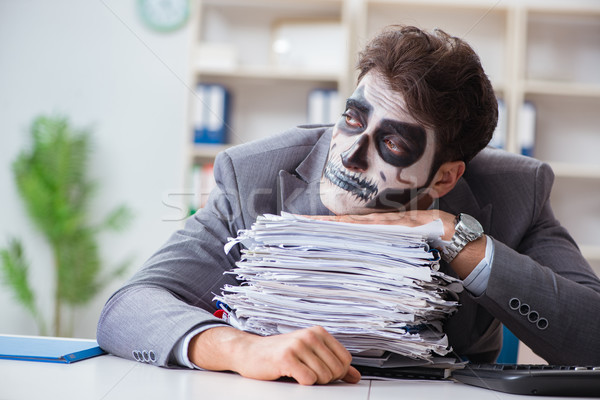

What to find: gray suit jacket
left=97, top=125, right=600, bottom=367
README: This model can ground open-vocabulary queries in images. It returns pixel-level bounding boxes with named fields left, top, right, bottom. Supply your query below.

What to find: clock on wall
left=138, top=0, right=190, bottom=32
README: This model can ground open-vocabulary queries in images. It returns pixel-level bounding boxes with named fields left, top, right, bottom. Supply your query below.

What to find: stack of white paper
left=216, top=213, right=462, bottom=364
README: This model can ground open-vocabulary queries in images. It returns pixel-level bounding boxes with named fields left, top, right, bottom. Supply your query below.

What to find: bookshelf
left=184, top=0, right=600, bottom=270
left=520, top=5, right=600, bottom=272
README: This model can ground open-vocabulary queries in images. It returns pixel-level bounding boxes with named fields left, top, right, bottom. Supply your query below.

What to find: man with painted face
left=97, top=25, right=600, bottom=384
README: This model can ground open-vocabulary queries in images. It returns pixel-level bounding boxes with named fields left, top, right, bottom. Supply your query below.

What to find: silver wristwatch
left=441, top=213, right=484, bottom=263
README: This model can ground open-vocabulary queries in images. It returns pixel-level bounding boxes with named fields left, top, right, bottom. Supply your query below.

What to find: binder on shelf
left=519, top=101, right=536, bottom=157
left=194, top=84, right=230, bottom=144
left=307, top=89, right=339, bottom=125
left=0, top=334, right=105, bottom=364
left=490, top=98, right=507, bottom=149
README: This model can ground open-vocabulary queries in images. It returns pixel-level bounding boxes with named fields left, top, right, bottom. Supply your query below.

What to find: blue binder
left=519, top=101, right=536, bottom=157
left=0, top=334, right=106, bottom=364
left=193, top=83, right=230, bottom=144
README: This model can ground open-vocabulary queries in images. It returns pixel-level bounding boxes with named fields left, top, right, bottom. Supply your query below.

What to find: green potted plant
left=1, top=115, right=133, bottom=337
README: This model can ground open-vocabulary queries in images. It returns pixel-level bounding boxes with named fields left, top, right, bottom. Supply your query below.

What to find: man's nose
left=341, top=134, right=369, bottom=171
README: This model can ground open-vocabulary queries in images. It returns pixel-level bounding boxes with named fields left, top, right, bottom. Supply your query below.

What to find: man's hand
left=305, top=211, right=486, bottom=280
left=189, top=325, right=361, bottom=385
left=306, top=210, right=456, bottom=240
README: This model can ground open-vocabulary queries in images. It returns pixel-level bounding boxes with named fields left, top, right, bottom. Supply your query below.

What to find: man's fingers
left=293, top=350, right=361, bottom=385
left=238, top=325, right=360, bottom=385
left=319, top=327, right=353, bottom=364
left=281, top=357, right=319, bottom=386
left=296, top=351, right=334, bottom=384
left=303, top=213, right=411, bottom=225
left=286, top=326, right=355, bottom=384
left=309, top=333, right=361, bottom=383
left=293, top=327, right=339, bottom=384
left=316, top=328, right=354, bottom=380
left=342, top=366, right=362, bottom=384
left=303, top=211, right=447, bottom=228
left=303, top=214, right=374, bottom=224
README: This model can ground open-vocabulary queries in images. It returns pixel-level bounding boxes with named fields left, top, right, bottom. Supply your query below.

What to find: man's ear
left=428, top=160, right=465, bottom=199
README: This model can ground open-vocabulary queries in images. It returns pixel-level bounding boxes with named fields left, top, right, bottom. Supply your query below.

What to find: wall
left=0, top=0, right=192, bottom=338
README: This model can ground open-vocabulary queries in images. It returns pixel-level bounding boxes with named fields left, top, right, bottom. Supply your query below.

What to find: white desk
left=0, top=354, right=587, bottom=400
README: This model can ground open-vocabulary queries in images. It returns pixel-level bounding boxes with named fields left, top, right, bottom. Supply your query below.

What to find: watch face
left=458, top=213, right=484, bottom=236
left=138, top=0, right=189, bottom=32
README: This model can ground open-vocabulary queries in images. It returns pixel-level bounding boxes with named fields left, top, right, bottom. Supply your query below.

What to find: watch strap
left=442, top=230, right=472, bottom=263
left=441, top=213, right=483, bottom=263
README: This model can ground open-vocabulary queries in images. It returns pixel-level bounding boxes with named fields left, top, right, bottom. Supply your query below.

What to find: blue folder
left=0, top=334, right=106, bottom=364
left=193, top=83, right=230, bottom=144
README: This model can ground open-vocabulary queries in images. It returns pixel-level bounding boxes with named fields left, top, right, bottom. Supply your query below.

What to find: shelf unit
left=520, top=5, right=600, bottom=272
left=184, top=0, right=600, bottom=270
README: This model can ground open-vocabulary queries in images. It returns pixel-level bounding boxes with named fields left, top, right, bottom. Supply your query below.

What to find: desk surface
left=0, top=354, right=588, bottom=400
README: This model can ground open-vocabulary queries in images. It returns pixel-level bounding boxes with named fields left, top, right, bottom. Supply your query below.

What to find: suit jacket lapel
left=277, top=128, right=334, bottom=216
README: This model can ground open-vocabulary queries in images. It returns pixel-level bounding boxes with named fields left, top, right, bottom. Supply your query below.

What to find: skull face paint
left=320, top=72, right=437, bottom=215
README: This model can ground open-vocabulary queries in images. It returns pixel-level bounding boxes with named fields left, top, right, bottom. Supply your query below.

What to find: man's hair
left=357, top=25, right=498, bottom=166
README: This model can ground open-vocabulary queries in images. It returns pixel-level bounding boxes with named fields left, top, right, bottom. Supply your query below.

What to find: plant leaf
left=56, top=230, right=101, bottom=305
left=0, top=238, right=38, bottom=318
left=100, top=205, right=134, bottom=232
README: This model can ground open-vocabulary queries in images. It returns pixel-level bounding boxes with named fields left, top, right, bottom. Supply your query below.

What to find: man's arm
left=188, top=326, right=360, bottom=385
left=307, top=210, right=486, bottom=278
left=97, top=149, right=361, bottom=384
left=97, top=151, right=248, bottom=367
left=474, top=162, right=600, bottom=364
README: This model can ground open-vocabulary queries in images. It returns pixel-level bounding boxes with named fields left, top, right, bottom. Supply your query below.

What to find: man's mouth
left=323, top=159, right=378, bottom=202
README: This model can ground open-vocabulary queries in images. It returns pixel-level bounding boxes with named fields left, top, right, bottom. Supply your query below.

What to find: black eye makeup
left=341, top=108, right=363, bottom=129
left=374, top=120, right=427, bottom=167
left=338, top=88, right=372, bottom=132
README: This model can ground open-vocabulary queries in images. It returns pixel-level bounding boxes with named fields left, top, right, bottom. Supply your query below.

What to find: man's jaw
left=323, top=159, right=378, bottom=203
left=322, top=158, right=433, bottom=212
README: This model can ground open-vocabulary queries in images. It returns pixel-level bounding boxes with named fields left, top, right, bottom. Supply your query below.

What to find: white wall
left=0, top=0, right=192, bottom=338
